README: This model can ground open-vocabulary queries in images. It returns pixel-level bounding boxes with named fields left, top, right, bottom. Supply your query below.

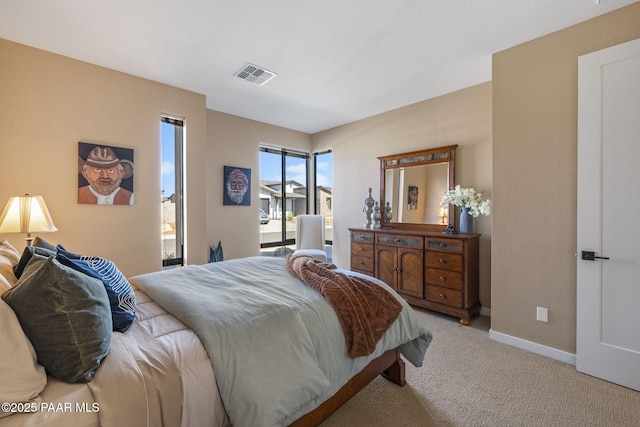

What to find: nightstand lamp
left=0, top=194, right=57, bottom=246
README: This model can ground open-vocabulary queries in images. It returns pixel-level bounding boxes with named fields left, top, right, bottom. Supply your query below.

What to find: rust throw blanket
left=286, top=254, right=402, bottom=358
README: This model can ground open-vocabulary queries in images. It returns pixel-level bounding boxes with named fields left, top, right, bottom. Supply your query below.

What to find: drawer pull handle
left=440, top=243, right=447, bottom=248
left=439, top=293, right=446, bottom=299
left=439, top=276, right=445, bottom=281
left=439, top=259, right=446, bottom=264
left=359, top=248, right=364, bottom=252
left=395, top=239, right=401, bottom=243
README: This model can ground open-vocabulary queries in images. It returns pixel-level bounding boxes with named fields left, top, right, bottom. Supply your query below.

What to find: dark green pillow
left=2, top=256, right=112, bottom=383
left=13, top=246, right=55, bottom=278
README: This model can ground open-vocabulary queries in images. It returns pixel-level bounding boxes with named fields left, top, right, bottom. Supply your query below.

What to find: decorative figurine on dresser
left=384, top=201, right=393, bottom=222
left=350, top=145, right=481, bottom=325
left=363, top=187, right=375, bottom=228
left=372, top=201, right=382, bottom=229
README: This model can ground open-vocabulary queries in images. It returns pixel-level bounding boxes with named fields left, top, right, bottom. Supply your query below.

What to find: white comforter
left=0, top=289, right=224, bottom=427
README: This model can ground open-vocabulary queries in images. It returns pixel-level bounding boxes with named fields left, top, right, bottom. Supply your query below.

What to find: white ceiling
left=1, top=0, right=637, bottom=133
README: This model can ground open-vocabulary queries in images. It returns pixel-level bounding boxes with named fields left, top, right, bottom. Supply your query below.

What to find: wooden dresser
left=350, top=227, right=480, bottom=325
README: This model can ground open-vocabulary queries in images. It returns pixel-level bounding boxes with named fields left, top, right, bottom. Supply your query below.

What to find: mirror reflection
left=379, top=145, right=456, bottom=230
left=384, top=162, right=449, bottom=224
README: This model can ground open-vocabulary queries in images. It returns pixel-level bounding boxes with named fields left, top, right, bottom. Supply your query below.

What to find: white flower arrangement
left=441, top=185, right=491, bottom=217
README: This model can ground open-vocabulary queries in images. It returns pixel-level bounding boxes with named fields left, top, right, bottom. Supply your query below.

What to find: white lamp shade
left=0, top=195, right=57, bottom=234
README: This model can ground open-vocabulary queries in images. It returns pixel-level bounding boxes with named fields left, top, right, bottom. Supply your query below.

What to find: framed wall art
left=223, top=166, right=251, bottom=206
left=407, top=185, right=418, bottom=210
left=78, top=141, right=134, bottom=205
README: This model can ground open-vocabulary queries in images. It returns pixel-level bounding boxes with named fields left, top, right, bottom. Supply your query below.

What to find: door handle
left=581, top=251, right=610, bottom=261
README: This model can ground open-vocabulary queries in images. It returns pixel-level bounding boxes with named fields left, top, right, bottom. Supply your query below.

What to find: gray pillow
left=32, top=236, right=57, bottom=252
left=1, top=256, right=112, bottom=383
left=13, top=246, right=56, bottom=278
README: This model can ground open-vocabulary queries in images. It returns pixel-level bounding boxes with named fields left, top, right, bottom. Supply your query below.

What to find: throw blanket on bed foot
left=286, top=254, right=402, bottom=358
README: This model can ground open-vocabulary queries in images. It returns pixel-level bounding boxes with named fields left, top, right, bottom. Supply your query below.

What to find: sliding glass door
left=259, top=146, right=309, bottom=255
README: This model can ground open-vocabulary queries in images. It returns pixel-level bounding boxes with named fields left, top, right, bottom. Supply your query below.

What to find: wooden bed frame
left=290, top=348, right=406, bottom=426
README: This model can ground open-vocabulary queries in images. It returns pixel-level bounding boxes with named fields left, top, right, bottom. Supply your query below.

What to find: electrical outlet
left=537, top=307, right=548, bottom=323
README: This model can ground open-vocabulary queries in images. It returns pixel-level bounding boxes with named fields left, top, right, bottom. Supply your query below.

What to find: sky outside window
left=161, top=122, right=176, bottom=197
left=259, top=150, right=332, bottom=187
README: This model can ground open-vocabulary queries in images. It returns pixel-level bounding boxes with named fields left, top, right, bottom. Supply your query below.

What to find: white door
left=577, top=38, right=640, bottom=391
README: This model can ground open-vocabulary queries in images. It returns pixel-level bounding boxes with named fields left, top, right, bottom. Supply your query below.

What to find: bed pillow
left=0, top=298, right=47, bottom=419
left=56, top=245, right=136, bottom=333
left=13, top=246, right=56, bottom=278
left=0, top=254, right=17, bottom=290
left=31, top=236, right=57, bottom=251
left=0, top=240, right=20, bottom=289
left=1, top=255, right=112, bottom=383
left=0, top=240, right=21, bottom=265
left=0, top=273, right=11, bottom=295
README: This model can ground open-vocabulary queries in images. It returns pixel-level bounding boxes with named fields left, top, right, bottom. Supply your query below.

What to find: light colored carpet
left=321, top=308, right=640, bottom=427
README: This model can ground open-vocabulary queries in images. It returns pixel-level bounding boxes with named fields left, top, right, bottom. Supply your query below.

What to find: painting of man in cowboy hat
left=78, top=142, right=134, bottom=205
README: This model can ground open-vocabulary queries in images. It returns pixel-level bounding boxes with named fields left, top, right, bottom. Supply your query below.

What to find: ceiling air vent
left=234, top=63, right=277, bottom=86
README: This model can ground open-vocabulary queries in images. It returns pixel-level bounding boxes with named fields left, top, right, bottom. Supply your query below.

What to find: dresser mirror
left=378, top=145, right=457, bottom=231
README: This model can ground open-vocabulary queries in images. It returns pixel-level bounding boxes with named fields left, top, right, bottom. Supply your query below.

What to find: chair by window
left=293, top=215, right=327, bottom=262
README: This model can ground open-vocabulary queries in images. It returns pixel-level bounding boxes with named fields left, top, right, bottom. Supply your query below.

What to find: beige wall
left=312, top=82, right=493, bottom=308
left=0, top=39, right=208, bottom=277
left=0, top=38, right=310, bottom=274
left=4, top=2, right=638, bottom=357
left=206, top=110, right=310, bottom=260
left=492, top=3, right=640, bottom=353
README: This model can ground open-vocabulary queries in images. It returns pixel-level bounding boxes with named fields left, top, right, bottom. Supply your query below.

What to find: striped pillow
left=56, top=245, right=136, bottom=333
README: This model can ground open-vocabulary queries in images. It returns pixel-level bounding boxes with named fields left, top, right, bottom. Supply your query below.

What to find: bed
left=0, top=239, right=432, bottom=427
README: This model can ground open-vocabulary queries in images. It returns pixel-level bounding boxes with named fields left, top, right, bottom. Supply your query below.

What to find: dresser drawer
left=425, top=285, right=463, bottom=308
left=425, top=251, right=463, bottom=272
left=426, top=237, right=463, bottom=253
left=351, top=256, right=374, bottom=274
left=351, top=231, right=373, bottom=243
left=376, top=234, right=424, bottom=249
left=425, top=268, right=463, bottom=290
left=351, top=242, right=374, bottom=258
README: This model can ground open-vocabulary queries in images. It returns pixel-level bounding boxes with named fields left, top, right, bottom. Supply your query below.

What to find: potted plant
left=209, top=240, right=224, bottom=262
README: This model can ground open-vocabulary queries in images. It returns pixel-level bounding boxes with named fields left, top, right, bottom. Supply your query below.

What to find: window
left=259, top=146, right=309, bottom=255
left=314, top=150, right=333, bottom=258
left=161, top=117, right=184, bottom=268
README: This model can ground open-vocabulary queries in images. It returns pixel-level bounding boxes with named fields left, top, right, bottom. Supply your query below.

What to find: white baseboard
left=489, top=329, right=577, bottom=366
left=479, top=307, right=491, bottom=317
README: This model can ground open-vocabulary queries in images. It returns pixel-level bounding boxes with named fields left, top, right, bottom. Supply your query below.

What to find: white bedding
left=0, top=289, right=223, bottom=427
left=134, top=289, right=228, bottom=427
left=0, top=380, right=97, bottom=427
left=130, top=256, right=432, bottom=427
left=2, top=256, right=431, bottom=427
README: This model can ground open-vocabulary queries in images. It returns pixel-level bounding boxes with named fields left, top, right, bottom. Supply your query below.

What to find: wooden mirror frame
left=378, top=145, right=457, bottom=231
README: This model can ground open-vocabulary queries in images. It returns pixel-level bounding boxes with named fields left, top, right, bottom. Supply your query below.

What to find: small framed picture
left=407, top=185, right=418, bottom=210
left=223, top=166, right=251, bottom=206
